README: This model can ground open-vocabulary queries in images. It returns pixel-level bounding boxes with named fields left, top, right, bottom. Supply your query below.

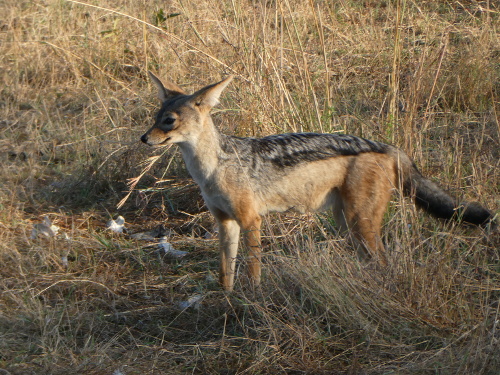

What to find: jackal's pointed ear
left=148, top=71, right=186, bottom=102
left=190, top=76, right=234, bottom=109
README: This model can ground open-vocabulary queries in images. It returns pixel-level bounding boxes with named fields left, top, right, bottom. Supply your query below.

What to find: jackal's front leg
left=218, top=218, right=240, bottom=292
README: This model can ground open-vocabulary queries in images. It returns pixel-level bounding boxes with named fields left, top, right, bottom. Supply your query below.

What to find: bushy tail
left=395, top=150, right=495, bottom=226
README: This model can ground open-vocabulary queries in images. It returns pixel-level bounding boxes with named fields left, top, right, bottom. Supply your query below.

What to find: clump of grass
left=0, top=0, right=499, bottom=373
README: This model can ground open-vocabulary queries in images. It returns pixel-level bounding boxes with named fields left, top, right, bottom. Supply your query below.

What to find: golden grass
left=1, top=0, right=499, bottom=373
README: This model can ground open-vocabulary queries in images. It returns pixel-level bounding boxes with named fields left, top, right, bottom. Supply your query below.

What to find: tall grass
left=1, top=0, right=499, bottom=373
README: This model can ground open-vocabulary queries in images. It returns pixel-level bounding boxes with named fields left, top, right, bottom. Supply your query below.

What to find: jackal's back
left=221, top=132, right=391, bottom=170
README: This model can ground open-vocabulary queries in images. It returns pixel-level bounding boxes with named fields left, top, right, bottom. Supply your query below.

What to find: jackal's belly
left=257, top=188, right=341, bottom=214
left=254, top=157, right=350, bottom=214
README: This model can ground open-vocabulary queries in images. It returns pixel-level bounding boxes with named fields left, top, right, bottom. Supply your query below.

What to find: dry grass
left=1, top=0, right=499, bottom=374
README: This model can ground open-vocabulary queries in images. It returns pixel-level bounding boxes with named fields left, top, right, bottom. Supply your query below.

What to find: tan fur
left=141, top=73, right=494, bottom=291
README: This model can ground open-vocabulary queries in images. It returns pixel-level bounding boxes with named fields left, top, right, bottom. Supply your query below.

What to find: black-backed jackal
left=141, top=73, right=496, bottom=292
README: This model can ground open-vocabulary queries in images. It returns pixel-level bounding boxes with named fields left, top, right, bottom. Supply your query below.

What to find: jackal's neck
left=178, top=117, right=222, bottom=184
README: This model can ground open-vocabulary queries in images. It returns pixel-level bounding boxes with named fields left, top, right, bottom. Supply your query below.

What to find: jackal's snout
left=140, top=127, right=172, bottom=146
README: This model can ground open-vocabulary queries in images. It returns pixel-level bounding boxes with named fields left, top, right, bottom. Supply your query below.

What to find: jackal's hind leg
left=350, top=215, right=388, bottom=266
left=340, top=155, right=395, bottom=266
left=239, top=213, right=262, bottom=286
left=340, top=190, right=390, bottom=266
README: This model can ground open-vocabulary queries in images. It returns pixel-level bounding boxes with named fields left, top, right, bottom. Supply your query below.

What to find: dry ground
left=1, top=0, right=500, bottom=374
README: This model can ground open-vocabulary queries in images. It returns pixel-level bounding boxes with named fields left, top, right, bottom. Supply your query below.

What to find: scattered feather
left=204, top=226, right=219, bottom=239
left=131, top=224, right=170, bottom=241
left=107, top=216, right=126, bottom=233
left=178, top=294, right=203, bottom=310
left=31, top=216, right=60, bottom=239
left=159, top=237, right=188, bottom=258
left=61, top=255, right=69, bottom=268
left=203, top=230, right=217, bottom=240
left=205, top=273, right=216, bottom=283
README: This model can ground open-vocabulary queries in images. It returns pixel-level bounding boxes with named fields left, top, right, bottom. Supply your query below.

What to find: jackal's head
left=141, top=72, right=233, bottom=147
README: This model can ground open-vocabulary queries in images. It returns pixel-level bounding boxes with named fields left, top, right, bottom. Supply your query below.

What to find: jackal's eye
left=163, top=116, right=175, bottom=126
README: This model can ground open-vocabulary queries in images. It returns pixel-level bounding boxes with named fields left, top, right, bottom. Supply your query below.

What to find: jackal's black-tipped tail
left=400, top=159, right=495, bottom=227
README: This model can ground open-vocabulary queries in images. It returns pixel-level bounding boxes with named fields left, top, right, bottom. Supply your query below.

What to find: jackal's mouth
left=147, top=139, right=173, bottom=150
left=154, top=137, right=172, bottom=146
left=142, top=137, right=172, bottom=147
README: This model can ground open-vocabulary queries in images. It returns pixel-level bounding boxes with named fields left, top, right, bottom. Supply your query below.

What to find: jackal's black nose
left=140, top=134, right=148, bottom=144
